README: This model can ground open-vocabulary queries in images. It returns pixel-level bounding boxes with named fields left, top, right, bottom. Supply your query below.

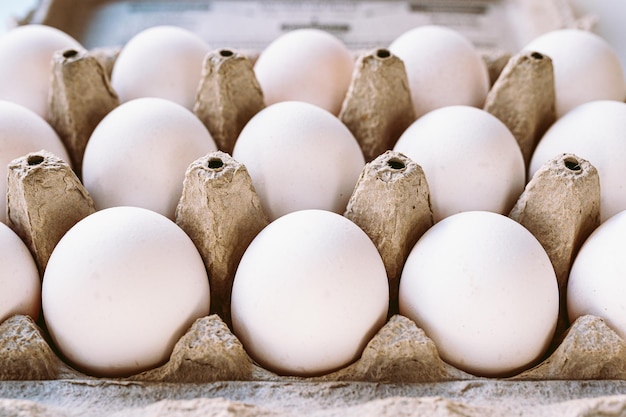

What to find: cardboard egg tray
left=3, top=0, right=626, bottom=416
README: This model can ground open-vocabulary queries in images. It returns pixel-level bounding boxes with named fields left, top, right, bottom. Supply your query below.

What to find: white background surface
left=0, top=0, right=38, bottom=33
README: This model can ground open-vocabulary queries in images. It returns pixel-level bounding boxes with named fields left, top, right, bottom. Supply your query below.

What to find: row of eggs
left=0, top=22, right=624, bottom=222
left=0, top=22, right=624, bottom=379
left=3, top=201, right=626, bottom=379
left=2, top=22, right=624, bottom=122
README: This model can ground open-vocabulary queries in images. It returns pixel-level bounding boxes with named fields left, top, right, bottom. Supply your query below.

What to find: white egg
left=254, top=29, right=355, bottom=115
left=0, top=221, right=40, bottom=323
left=388, top=25, right=490, bottom=119
left=0, top=24, right=84, bottom=118
left=231, top=209, right=388, bottom=376
left=393, top=105, right=525, bottom=222
left=522, top=29, right=625, bottom=118
left=0, top=100, right=71, bottom=224
left=111, top=25, right=211, bottom=110
left=399, top=211, right=559, bottom=377
left=82, top=97, right=217, bottom=220
left=42, top=206, right=211, bottom=377
left=232, top=101, right=364, bottom=221
left=529, top=100, right=626, bottom=222
left=568, top=210, right=626, bottom=340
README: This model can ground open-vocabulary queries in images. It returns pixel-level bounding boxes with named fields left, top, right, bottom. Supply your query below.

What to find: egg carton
left=3, top=1, right=626, bottom=417
left=1, top=46, right=624, bottom=417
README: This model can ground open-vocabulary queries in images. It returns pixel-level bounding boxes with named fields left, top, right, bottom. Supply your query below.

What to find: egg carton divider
left=4, top=311, right=626, bottom=417
left=4, top=310, right=626, bottom=384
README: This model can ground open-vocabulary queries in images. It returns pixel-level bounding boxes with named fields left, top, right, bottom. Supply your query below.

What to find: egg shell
left=529, top=100, right=626, bottom=222
left=42, top=206, right=211, bottom=377
left=393, top=105, right=525, bottom=222
left=388, top=25, right=490, bottom=119
left=231, top=209, right=389, bottom=377
left=0, top=221, right=40, bottom=323
left=0, top=100, right=71, bottom=224
left=111, top=25, right=211, bottom=110
left=232, top=101, right=365, bottom=221
left=522, top=29, right=625, bottom=118
left=253, top=29, right=355, bottom=115
left=399, top=211, right=559, bottom=377
left=567, top=210, right=626, bottom=341
left=0, top=24, right=84, bottom=118
left=82, top=97, right=217, bottom=220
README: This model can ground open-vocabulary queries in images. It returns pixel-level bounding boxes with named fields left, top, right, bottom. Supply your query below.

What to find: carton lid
left=23, top=0, right=581, bottom=53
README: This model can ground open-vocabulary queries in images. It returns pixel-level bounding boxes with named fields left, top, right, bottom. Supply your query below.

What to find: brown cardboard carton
left=3, top=1, right=625, bottom=416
